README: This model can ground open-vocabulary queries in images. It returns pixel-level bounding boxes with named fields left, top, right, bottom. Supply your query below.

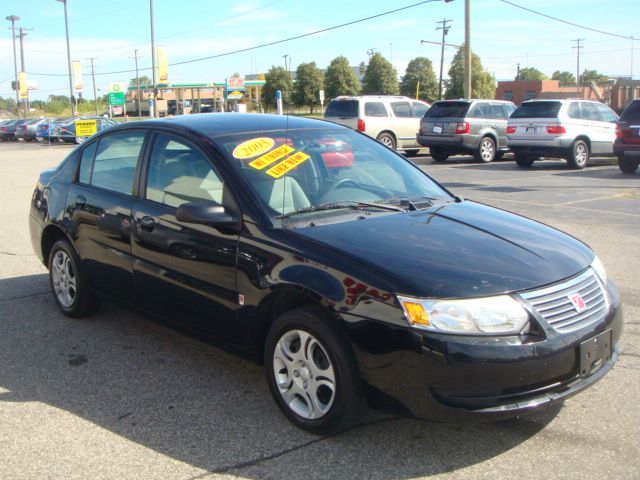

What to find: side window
left=411, top=102, right=429, bottom=118
left=78, top=141, right=97, bottom=184
left=504, top=104, right=516, bottom=117
left=469, top=103, right=489, bottom=118
left=91, top=131, right=145, bottom=195
left=581, top=102, right=603, bottom=122
left=595, top=103, right=618, bottom=123
left=364, top=102, right=388, bottom=117
left=568, top=102, right=581, bottom=119
left=390, top=102, right=412, bottom=118
left=489, top=104, right=507, bottom=120
left=146, top=134, right=224, bottom=209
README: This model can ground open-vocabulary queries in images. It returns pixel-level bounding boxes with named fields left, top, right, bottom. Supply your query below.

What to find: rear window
left=620, top=100, right=640, bottom=122
left=511, top=101, right=562, bottom=119
left=425, top=102, right=470, bottom=118
left=325, top=100, right=359, bottom=118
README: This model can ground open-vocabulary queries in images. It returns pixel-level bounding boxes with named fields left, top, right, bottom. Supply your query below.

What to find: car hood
left=293, top=200, right=593, bottom=298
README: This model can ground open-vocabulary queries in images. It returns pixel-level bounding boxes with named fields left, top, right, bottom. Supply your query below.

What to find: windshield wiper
left=380, top=196, right=440, bottom=211
left=276, top=201, right=404, bottom=219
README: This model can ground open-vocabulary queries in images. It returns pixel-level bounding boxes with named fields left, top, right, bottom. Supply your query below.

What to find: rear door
left=593, top=103, right=619, bottom=154
left=131, top=132, right=240, bottom=340
left=420, top=101, right=471, bottom=138
left=65, top=130, right=147, bottom=302
left=389, top=100, right=418, bottom=148
left=324, top=99, right=359, bottom=130
left=508, top=101, right=563, bottom=140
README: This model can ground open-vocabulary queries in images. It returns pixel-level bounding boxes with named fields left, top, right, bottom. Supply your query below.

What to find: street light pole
left=6, top=15, right=20, bottom=118
left=86, top=57, right=98, bottom=115
left=149, top=0, right=158, bottom=118
left=130, top=50, right=142, bottom=119
left=56, top=0, right=76, bottom=117
left=464, top=0, right=471, bottom=99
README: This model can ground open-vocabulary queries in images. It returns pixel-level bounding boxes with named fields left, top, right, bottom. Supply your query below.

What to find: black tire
left=618, top=156, right=639, bottom=174
left=376, top=132, right=396, bottom=150
left=514, top=153, right=535, bottom=168
left=567, top=139, right=589, bottom=169
left=264, top=305, right=365, bottom=435
left=403, top=149, right=420, bottom=157
left=474, top=136, right=496, bottom=163
left=429, top=147, right=449, bottom=162
left=495, top=151, right=505, bottom=161
left=48, top=239, right=99, bottom=318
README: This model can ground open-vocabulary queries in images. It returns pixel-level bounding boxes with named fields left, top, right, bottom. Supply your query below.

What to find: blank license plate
left=433, top=125, right=443, bottom=134
left=579, top=329, right=612, bottom=377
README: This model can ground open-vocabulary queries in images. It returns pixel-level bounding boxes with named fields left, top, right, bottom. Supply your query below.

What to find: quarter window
left=581, top=102, right=603, bottom=122
left=390, top=102, right=412, bottom=118
left=568, top=102, right=581, bottom=119
left=364, top=102, right=388, bottom=117
left=88, top=132, right=145, bottom=195
left=594, top=103, right=618, bottom=123
left=411, top=102, right=429, bottom=118
left=146, top=134, right=224, bottom=208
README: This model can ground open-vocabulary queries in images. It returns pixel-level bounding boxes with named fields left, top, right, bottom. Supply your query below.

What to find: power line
left=27, top=0, right=441, bottom=78
left=500, top=0, right=637, bottom=41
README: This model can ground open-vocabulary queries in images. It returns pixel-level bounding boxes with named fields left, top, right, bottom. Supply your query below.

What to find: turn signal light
left=545, top=125, right=566, bottom=134
left=402, top=301, right=430, bottom=326
left=506, top=126, right=516, bottom=134
left=357, top=119, right=366, bottom=132
left=455, top=122, right=470, bottom=134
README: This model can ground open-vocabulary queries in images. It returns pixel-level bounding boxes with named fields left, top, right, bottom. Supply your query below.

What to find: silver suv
left=507, top=99, right=619, bottom=169
left=416, top=99, right=516, bottom=162
left=323, top=95, right=430, bottom=155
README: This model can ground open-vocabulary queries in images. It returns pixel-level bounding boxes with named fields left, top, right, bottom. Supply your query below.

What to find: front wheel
left=474, top=136, right=496, bottom=163
left=75, top=136, right=86, bottom=144
left=618, top=156, right=639, bottom=174
left=514, top=153, right=535, bottom=168
left=265, top=305, right=365, bottom=435
left=567, top=140, right=589, bottom=169
left=376, top=132, right=396, bottom=150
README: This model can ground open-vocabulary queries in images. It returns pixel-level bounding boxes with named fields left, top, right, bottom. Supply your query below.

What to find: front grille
left=520, top=269, right=609, bottom=334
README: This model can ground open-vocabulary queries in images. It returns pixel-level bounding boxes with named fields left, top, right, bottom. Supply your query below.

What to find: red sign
left=569, top=293, right=587, bottom=313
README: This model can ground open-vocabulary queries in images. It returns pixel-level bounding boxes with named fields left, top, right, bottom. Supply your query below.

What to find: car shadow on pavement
left=0, top=273, right=560, bottom=479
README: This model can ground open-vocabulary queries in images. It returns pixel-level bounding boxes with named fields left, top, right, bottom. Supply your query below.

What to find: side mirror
left=175, top=202, right=240, bottom=232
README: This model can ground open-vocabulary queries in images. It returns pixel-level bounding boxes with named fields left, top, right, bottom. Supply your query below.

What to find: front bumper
left=348, top=281, right=622, bottom=422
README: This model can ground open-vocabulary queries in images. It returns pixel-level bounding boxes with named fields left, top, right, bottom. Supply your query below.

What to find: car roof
left=330, top=95, right=424, bottom=102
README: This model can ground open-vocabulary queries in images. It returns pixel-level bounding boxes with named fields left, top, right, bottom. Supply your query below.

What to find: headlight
left=397, top=295, right=530, bottom=335
left=591, top=255, right=608, bottom=285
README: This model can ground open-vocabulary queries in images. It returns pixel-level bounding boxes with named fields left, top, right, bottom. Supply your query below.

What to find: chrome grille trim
left=520, top=268, right=609, bottom=334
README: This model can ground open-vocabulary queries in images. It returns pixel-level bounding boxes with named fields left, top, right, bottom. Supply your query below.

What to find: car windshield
left=511, top=101, right=562, bottom=119
left=214, top=127, right=451, bottom=221
left=425, top=102, right=471, bottom=118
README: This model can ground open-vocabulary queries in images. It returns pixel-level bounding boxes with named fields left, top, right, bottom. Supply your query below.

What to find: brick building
left=495, top=80, right=605, bottom=105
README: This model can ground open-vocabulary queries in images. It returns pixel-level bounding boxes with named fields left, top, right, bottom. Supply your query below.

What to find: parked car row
left=324, top=96, right=636, bottom=174
left=0, top=116, right=117, bottom=144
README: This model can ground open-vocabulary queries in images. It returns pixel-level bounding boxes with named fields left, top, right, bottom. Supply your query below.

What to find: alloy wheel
left=51, top=250, right=77, bottom=308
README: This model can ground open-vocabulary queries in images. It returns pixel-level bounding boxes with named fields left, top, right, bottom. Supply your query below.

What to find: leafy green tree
left=325, top=56, right=360, bottom=99
left=551, top=70, right=576, bottom=85
left=0, top=96, right=17, bottom=113
left=445, top=46, right=495, bottom=99
left=580, top=69, right=608, bottom=84
left=262, top=65, right=294, bottom=108
left=517, top=67, right=547, bottom=81
left=362, top=52, right=399, bottom=95
left=129, top=75, right=152, bottom=88
left=293, top=62, right=324, bottom=114
left=400, top=57, right=437, bottom=101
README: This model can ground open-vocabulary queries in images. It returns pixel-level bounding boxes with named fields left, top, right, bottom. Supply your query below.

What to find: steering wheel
left=332, top=178, right=359, bottom=190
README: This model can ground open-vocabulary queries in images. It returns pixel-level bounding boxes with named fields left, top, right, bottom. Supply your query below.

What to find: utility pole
left=86, top=57, right=98, bottom=115
left=18, top=27, right=33, bottom=117
left=149, top=0, right=158, bottom=118
left=436, top=18, right=452, bottom=100
left=6, top=15, right=20, bottom=118
left=283, top=54, right=289, bottom=73
left=56, top=0, right=76, bottom=117
left=366, top=48, right=376, bottom=62
left=572, top=38, right=584, bottom=91
left=129, top=50, right=142, bottom=119
left=516, top=62, right=520, bottom=81
left=464, top=0, right=471, bottom=99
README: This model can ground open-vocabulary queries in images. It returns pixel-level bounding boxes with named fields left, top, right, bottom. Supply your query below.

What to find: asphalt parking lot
left=0, top=141, right=638, bottom=480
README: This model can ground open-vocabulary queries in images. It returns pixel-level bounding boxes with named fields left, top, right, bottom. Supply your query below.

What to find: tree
left=552, top=70, right=576, bottom=85
left=580, top=69, right=608, bottom=84
left=362, top=52, right=399, bottom=95
left=325, top=56, right=360, bottom=99
left=445, top=46, right=495, bottom=99
left=293, top=62, right=324, bottom=114
left=400, top=57, right=437, bottom=101
left=262, top=65, right=294, bottom=109
left=129, top=75, right=152, bottom=88
left=517, top=67, right=547, bottom=81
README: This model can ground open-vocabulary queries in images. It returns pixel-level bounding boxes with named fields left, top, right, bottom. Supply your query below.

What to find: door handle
left=75, top=195, right=86, bottom=207
left=140, top=216, right=155, bottom=232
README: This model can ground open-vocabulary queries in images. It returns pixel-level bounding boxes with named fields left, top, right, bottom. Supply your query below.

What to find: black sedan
left=29, top=114, right=622, bottom=434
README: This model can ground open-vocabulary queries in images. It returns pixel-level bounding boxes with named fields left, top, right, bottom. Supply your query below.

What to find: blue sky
left=1, top=0, right=638, bottom=100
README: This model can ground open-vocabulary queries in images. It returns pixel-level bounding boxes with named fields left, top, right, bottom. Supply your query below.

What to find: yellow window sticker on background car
left=249, top=144, right=295, bottom=170
left=266, top=151, right=310, bottom=178
left=232, top=137, right=275, bottom=159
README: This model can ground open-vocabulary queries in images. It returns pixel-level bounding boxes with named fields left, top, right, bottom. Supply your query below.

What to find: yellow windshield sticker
left=249, top=144, right=295, bottom=170
left=232, top=137, right=275, bottom=159
left=266, top=151, right=310, bottom=178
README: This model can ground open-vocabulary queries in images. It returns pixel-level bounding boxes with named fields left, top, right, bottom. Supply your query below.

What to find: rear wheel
left=429, top=148, right=449, bottom=162
left=567, top=140, right=589, bottom=169
left=403, top=149, right=420, bottom=157
left=618, top=156, right=639, bottom=174
left=514, top=153, right=535, bottom=168
left=265, top=305, right=365, bottom=435
left=376, top=132, right=396, bottom=150
left=474, top=136, right=496, bottom=163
